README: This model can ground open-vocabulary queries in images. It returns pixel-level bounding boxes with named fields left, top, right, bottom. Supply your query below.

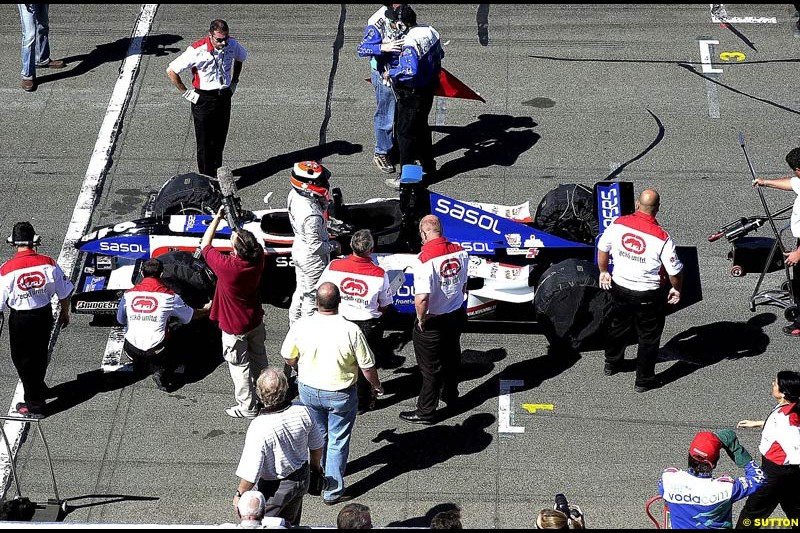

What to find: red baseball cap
left=689, top=431, right=722, bottom=466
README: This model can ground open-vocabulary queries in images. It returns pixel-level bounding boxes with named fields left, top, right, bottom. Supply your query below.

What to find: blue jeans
left=371, top=69, right=396, bottom=156
left=18, top=4, right=51, bottom=80
left=298, top=382, right=357, bottom=501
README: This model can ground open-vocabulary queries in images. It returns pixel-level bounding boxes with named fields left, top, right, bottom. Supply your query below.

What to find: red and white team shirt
left=759, top=403, right=800, bottom=466
left=413, top=237, right=468, bottom=315
left=116, top=277, right=194, bottom=351
left=597, top=211, right=683, bottom=291
left=318, top=255, right=392, bottom=321
left=167, top=36, right=247, bottom=91
left=0, top=250, right=74, bottom=312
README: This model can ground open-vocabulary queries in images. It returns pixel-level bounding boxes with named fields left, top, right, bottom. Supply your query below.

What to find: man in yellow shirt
left=281, top=282, right=383, bottom=505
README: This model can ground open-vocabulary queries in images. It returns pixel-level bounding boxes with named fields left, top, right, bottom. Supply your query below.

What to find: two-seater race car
left=71, top=169, right=696, bottom=348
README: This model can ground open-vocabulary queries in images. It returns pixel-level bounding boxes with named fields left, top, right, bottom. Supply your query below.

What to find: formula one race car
left=71, top=169, right=697, bottom=348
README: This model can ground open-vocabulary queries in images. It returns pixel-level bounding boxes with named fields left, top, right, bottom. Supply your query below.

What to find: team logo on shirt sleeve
left=621, top=233, right=646, bottom=254
left=131, top=296, right=158, bottom=313
left=341, top=278, right=369, bottom=298
left=17, top=271, right=46, bottom=291
left=439, top=259, right=462, bottom=279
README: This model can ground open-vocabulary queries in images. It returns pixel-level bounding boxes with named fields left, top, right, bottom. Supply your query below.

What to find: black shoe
left=604, top=362, right=620, bottom=376
left=15, top=402, right=44, bottom=420
left=399, top=410, right=434, bottom=425
left=152, top=372, right=176, bottom=392
left=323, top=493, right=353, bottom=506
left=634, top=378, right=662, bottom=393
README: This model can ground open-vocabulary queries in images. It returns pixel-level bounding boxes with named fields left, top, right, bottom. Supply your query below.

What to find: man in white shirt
left=166, top=19, right=246, bottom=176
left=597, top=189, right=683, bottom=392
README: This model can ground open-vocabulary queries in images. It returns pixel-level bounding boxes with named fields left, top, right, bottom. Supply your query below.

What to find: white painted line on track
left=498, top=379, right=524, bottom=433
left=0, top=4, right=159, bottom=498
left=698, top=40, right=722, bottom=119
left=709, top=4, right=777, bottom=24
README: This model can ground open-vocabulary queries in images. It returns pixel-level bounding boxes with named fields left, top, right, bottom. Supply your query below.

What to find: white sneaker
left=384, top=177, right=401, bottom=190
left=225, top=406, right=258, bottom=419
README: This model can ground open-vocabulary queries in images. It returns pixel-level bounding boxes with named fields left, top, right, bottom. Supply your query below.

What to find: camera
left=554, top=494, right=584, bottom=526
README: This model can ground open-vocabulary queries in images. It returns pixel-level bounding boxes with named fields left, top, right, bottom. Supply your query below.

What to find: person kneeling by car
left=117, top=258, right=209, bottom=391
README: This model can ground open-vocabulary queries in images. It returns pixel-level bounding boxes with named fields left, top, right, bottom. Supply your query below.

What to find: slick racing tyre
left=150, top=173, right=223, bottom=216
left=533, top=184, right=598, bottom=245
left=534, top=258, right=610, bottom=350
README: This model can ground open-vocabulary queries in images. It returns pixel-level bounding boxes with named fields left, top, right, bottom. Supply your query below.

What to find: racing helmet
left=290, top=161, right=331, bottom=199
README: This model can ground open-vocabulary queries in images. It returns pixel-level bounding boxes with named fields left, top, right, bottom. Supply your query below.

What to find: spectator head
left=535, top=509, right=569, bottom=529
left=7, top=221, right=40, bottom=248
left=316, top=282, right=341, bottom=312
left=337, top=503, right=372, bottom=529
left=237, top=490, right=266, bottom=522
left=430, top=509, right=463, bottom=529
left=637, top=189, right=660, bottom=216
left=141, top=258, right=164, bottom=279
left=688, top=431, right=721, bottom=476
left=786, top=148, right=800, bottom=171
left=776, top=370, right=800, bottom=403
left=232, top=228, right=262, bottom=265
left=256, top=367, right=289, bottom=411
left=350, top=230, right=375, bottom=257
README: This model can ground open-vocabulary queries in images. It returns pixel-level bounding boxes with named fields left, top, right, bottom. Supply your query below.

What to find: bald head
left=316, top=282, right=341, bottom=312
left=637, top=189, right=660, bottom=215
left=419, top=215, right=442, bottom=239
left=238, top=490, right=266, bottom=521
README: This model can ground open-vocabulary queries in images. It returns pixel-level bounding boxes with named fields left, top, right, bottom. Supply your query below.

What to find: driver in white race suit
left=287, top=161, right=341, bottom=325
left=659, top=430, right=766, bottom=529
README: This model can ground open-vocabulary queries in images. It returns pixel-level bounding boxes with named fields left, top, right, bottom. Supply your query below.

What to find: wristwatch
left=235, top=490, right=242, bottom=497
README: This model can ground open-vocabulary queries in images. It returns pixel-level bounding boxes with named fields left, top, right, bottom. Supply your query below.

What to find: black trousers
left=257, top=462, right=310, bottom=526
left=736, top=458, right=800, bottom=528
left=9, top=305, right=54, bottom=412
left=123, top=339, right=171, bottom=377
left=394, top=81, right=437, bottom=175
left=191, top=88, right=232, bottom=176
left=412, top=308, right=466, bottom=417
left=604, top=284, right=665, bottom=387
left=351, top=317, right=384, bottom=409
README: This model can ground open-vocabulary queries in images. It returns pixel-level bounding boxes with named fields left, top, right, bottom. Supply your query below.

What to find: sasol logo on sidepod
left=131, top=296, right=158, bottom=313
left=17, top=271, right=46, bottom=291
left=99, top=242, right=146, bottom=254
left=621, top=233, right=646, bottom=254
left=341, top=278, right=369, bottom=298
left=599, top=187, right=621, bottom=230
left=434, top=198, right=501, bottom=235
left=439, top=259, right=462, bottom=279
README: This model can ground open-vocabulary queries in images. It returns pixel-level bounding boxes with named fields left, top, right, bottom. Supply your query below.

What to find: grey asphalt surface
left=0, top=3, right=799, bottom=529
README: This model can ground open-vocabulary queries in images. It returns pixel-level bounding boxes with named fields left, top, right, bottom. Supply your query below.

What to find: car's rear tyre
left=534, top=258, right=610, bottom=350
left=150, top=173, right=223, bottom=216
left=533, top=184, right=598, bottom=245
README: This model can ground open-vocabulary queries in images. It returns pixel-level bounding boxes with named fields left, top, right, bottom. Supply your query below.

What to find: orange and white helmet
left=290, top=161, right=331, bottom=199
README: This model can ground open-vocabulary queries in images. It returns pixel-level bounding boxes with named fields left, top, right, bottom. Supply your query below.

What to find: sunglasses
left=211, top=34, right=229, bottom=45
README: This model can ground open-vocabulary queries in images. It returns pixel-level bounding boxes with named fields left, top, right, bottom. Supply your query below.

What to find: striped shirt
left=597, top=211, right=683, bottom=291
left=759, top=403, right=800, bottom=465
left=318, top=255, right=393, bottom=321
left=413, top=237, right=468, bottom=315
left=167, top=36, right=247, bottom=91
left=0, top=249, right=73, bottom=312
left=235, top=403, right=324, bottom=481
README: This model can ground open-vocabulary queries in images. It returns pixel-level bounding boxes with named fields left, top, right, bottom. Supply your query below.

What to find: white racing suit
left=288, top=189, right=336, bottom=325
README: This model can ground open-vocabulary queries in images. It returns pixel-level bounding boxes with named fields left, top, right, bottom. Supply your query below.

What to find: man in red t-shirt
left=201, top=206, right=268, bottom=419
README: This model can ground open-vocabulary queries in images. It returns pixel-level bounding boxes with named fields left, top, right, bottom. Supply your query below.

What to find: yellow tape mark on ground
left=720, top=51, right=746, bottom=62
left=521, top=403, right=554, bottom=414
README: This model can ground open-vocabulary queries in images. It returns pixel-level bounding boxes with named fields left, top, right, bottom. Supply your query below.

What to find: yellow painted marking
left=719, top=51, right=746, bottom=62
left=521, top=403, right=554, bottom=414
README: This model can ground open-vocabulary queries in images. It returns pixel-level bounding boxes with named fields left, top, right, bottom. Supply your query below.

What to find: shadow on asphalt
left=234, top=140, right=363, bottom=189
left=428, top=114, right=541, bottom=186
left=345, top=413, right=495, bottom=498
left=36, top=34, right=183, bottom=87
left=656, top=312, right=775, bottom=386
